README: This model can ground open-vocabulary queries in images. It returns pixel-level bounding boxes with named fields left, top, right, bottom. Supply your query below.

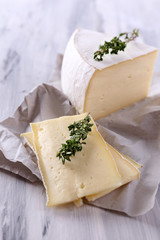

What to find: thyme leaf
left=94, top=28, right=139, bottom=61
left=56, top=115, right=93, bottom=164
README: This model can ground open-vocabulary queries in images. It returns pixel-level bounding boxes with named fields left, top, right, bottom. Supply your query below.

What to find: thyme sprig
left=56, top=115, right=93, bottom=164
left=94, top=28, right=139, bottom=61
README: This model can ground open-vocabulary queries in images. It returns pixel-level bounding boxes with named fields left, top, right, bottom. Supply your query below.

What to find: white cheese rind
left=61, top=31, right=95, bottom=114
left=30, top=113, right=122, bottom=206
left=75, top=28, right=157, bottom=70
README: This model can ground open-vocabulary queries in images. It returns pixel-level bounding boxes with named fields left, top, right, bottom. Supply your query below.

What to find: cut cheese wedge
left=30, top=113, right=122, bottom=206
left=86, top=144, right=141, bottom=201
left=61, top=28, right=158, bottom=120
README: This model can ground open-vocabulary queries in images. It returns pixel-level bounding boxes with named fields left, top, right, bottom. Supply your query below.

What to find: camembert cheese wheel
left=61, top=28, right=158, bottom=120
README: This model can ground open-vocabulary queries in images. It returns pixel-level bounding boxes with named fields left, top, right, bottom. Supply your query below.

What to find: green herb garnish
left=94, top=28, right=139, bottom=61
left=56, top=115, right=93, bottom=164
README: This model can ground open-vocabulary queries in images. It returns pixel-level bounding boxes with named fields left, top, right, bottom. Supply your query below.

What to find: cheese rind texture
left=30, top=113, right=122, bottom=206
left=61, top=28, right=158, bottom=120
left=61, top=31, right=95, bottom=114
left=74, top=28, right=157, bottom=70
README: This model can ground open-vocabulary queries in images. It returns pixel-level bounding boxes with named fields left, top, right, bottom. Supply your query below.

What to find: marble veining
left=2, top=49, right=20, bottom=82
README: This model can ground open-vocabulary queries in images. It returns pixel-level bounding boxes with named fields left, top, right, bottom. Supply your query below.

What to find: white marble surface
left=0, top=0, right=160, bottom=239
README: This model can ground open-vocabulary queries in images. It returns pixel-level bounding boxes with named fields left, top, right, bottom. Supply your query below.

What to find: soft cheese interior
left=84, top=51, right=158, bottom=119
left=61, top=28, right=158, bottom=120
left=21, top=113, right=142, bottom=207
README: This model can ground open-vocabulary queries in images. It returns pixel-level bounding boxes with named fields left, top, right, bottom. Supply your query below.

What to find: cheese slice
left=21, top=132, right=35, bottom=151
left=121, top=153, right=142, bottom=170
left=21, top=129, right=142, bottom=205
left=21, top=131, right=84, bottom=207
left=73, top=198, right=83, bottom=207
left=61, top=28, right=158, bottom=120
left=86, top=144, right=141, bottom=201
left=30, top=113, right=122, bottom=206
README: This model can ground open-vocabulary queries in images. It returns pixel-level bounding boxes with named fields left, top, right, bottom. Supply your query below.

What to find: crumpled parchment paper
left=0, top=55, right=160, bottom=216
